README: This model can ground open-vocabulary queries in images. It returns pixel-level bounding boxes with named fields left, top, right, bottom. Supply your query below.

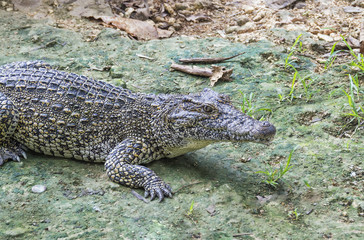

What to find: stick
left=179, top=52, right=244, bottom=64
left=131, top=190, right=149, bottom=203
left=174, top=181, right=203, bottom=193
left=171, top=63, right=213, bottom=77
left=136, top=54, right=155, bottom=60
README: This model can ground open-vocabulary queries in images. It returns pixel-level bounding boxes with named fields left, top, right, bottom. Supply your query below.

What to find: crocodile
left=0, top=61, right=276, bottom=201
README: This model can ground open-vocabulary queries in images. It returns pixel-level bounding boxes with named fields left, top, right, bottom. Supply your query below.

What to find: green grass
left=240, top=91, right=272, bottom=120
left=288, top=208, right=302, bottom=221
left=324, top=35, right=364, bottom=73
left=279, top=65, right=316, bottom=103
left=280, top=34, right=317, bottom=103
left=285, top=34, right=303, bottom=70
left=187, top=200, right=195, bottom=216
left=341, top=35, right=364, bottom=72
left=256, top=148, right=296, bottom=188
left=324, top=41, right=339, bottom=70
left=342, top=74, right=363, bottom=130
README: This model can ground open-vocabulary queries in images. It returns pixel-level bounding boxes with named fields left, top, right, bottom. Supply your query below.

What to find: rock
left=173, top=23, right=182, bottom=31
left=31, top=185, right=46, bottom=193
left=110, top=66, right=124, bottom=78
left=175, top=3, right=188, bottom=11
left=154, top=16, right=164, bottom=23
left=236, top=16, right=250, bottom=26
left=317, top=33, right=334, bottom=42
left=266, top=0, right=299, bottom=9
left=311, top=43, right=326, bottom=53
left=243, top=5, right=255, bottom=14
left=225, top=26, right=239, bottom=34
left=343, top=6, right=362, bottom=13
left=358, top=203, right=364, bottom=217
left=277, top=10, right=294, bottom=23
left=237, top=22, right=256, bottom=34
left=353, top=0, right=364, bottom=8
left=253, top=11, right=265, bottom=22
left=168, top=17, right=176, bottom=25
left=295, top=2, right=306, bottom=9
left=285, top=24, right=308, bottom=31
left=164, top=3, right=176, bottom=16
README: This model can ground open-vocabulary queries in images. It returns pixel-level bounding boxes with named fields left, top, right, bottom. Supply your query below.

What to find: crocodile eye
left=203, top=105, right=214, bottom=113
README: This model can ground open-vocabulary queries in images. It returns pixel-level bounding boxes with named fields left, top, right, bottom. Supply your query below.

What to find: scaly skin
left=0, top=61, right=276, bottom=201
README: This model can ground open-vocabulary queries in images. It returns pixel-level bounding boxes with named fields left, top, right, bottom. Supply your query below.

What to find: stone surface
left=0, top=9, right=363, bottom=240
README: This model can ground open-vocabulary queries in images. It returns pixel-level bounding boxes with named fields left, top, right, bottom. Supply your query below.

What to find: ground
left=0, top=0, right=363, bottom=239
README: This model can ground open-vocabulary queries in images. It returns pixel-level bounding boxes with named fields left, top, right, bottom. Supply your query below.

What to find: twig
left=174, top=181, right=203, bottom=193
left=296, top=52, right=317, bottom=59
left=171, top=63, right=213, bottom=77
left=131, top=190, right=149, bottom=203
left=179, top=52, right=244, bottom=64
left=28, top=40, right=59, bottom=53
left=136, top=54, right=155, bottom=60
left=232, top=233, right=253, bottom=237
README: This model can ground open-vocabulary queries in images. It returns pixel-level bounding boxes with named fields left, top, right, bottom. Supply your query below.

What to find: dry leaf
left=171, top=64, right=233, bottom=87
left=206, top=204, right=216, bottom=216
left=256, top=195, right=273, bottom=205
left=210, top=66, right=233, bottom=87
left=93, top=16, right=172, bottom=40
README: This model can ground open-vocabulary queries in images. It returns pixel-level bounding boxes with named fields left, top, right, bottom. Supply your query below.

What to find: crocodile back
left=0, top=63, right=145, bottom=162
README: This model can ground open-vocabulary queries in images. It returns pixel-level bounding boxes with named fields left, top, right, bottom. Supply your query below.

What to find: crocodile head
left=153, top=88, right=276, bottom=151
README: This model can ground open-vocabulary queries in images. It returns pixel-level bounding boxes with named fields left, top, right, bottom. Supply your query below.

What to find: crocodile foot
left=0, top=141, right=27, bottom=166
left=143, top=177, right=173, bottom=202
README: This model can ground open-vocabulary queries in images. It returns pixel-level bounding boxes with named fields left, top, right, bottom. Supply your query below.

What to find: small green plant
left=278, top=66, right=315, bottom=103
left=325, top=35, right=364, bottom=72
left=303, top=180, right=312, bottom=188
left=341, top=35, right=364, bottom=72
left=342, top=89, right=363, bottom=123
left=285, top=34, right=303, bottom=70
left=324, top=41, right=339, bottom=70
left=341, top=74, right=363, bottom=133
left=280, top=34, right=316, bottom=103
left=256, top=148, right=296, bottom=187
left=187, top=200, right=195, bottom=216
left=287, top=70, right=298, bottom=102
left=288, top=208, right=302, bottom=221
left=240, top=91, right=272, bottom=120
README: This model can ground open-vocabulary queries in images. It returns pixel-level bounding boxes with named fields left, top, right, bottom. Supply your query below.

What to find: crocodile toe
left=144, top=179, right=173, bottom=202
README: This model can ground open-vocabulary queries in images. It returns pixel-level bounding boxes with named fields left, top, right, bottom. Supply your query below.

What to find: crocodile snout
left=253, top=121, right=276, bottom=143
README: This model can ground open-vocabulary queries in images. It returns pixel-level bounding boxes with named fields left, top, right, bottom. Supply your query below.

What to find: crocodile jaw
left=164, top=140, right=214, bottom=158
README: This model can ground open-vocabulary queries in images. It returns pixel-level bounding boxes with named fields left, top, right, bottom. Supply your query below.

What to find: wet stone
left=31, top=185, right=47, bottom=193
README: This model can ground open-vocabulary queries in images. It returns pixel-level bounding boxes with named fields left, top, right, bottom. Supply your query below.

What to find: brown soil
left=3, top=0, right=363, bottom=50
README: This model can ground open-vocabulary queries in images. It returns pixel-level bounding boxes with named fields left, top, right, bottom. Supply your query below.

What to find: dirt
left=0, top=0, right=363, bottom=239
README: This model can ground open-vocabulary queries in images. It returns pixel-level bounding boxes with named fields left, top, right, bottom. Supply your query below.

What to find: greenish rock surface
left=0, top=10, right=363, bottom=239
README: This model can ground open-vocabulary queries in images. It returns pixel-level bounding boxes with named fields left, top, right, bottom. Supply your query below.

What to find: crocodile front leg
left=0, top=92, right=26, bottom=165
left=105, top=138, right=172, bottom=202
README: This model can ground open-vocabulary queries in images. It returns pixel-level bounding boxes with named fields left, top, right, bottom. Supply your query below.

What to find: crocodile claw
left=144, top=179, right=173, bottom=202
left=0, top=142, right=27, bottom=166
left=20, top=149, right=27, bottom=160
